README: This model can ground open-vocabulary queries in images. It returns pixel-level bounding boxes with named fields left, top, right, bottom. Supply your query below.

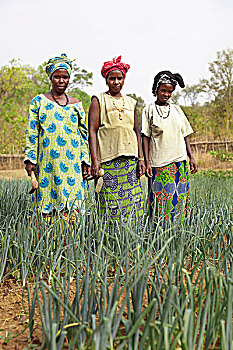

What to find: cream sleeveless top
left=93, top=93, right=138, bottom=163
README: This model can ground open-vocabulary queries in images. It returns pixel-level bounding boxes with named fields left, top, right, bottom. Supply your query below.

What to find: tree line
left=174, top=48, right=233, bottom=139
left=0, top=48, right=233, bottom=154
left=0, top=59, right=93, bottom=153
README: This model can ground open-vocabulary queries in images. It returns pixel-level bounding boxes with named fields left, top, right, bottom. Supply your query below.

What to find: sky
left=0, top=0, right=233, bottom=103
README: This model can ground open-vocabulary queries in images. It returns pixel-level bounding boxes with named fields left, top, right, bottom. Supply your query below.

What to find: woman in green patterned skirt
left=88, top=56, right=145, bottom=226
left=141, top=71, right=198, bottom=222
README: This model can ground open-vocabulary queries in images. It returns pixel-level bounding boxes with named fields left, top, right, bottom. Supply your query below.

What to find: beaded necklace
left=155, top=103, right=170, bottom=119
left=51, top=89, right=69, bottom=107
left=108, top=93, right=125, bottom=120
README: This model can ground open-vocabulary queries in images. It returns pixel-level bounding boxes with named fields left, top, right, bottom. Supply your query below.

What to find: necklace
left=155, top=103, right=170, bottom=119
left=51, top=90, right=69, bottom=107
left=108, top=93, right=125, bottom=120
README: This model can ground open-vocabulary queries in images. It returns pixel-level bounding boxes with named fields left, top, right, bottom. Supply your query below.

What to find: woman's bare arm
left=133, top=108, right=145, bottom=177
left=142, top=135, right=152, bottom=177
left=88, top=97, right=101, bottom=177
left=185, top=136, right=198, bottom=173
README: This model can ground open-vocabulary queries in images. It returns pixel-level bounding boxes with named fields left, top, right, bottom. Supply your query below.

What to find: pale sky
left=0, top=0, right=232, bottom=103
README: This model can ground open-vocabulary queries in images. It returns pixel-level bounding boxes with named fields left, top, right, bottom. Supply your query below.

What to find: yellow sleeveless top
left=94, top=93, right=138, bottom=163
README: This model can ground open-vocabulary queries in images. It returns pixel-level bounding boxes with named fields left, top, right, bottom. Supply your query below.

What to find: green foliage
left=182, top=84, right=202, bottom=107
left=0, top=59, right=93, bottom=153
left=195, top=168, right=233, bottom=179
left=174, top=48, right=233, bottom=138
left=127, top=93, right=146, bottom=126
left=0, top=177, right=232, bottom=348
left=69, top=88, right=91, bottom=114
left=68, top=62, right=93, bottom=90
left=170, top=90, right=181, bottom=104
left=209, top=150, right=233, bottom=162
left=0, top=59, right=40, bottom=153
left=34, top=61, right=51, bottom=93
left=199, top=49, right=233, bottom=133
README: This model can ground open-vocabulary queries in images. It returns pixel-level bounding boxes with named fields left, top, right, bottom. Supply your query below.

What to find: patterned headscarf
left=101, top=56, right=130, bottom=79
left=46, top=54, right=73, bottom=78
left=152, top=71, right=185, bottom=95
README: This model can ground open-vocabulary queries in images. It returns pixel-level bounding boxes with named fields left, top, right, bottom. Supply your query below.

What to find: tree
left=0, top=59, right=93, bottom=153
left=181, top=84, right=202, bottom=107
left=170, top=90, right=181, bottom=104
left=34, top=61, right=93, bottom=93
left=68, top=63, right=93, bottom=90
left=0, top=59, right=39, bottom=152
left=200, top=48, right=233, bottom=134
left=127, top=93, right=145, bottom=127
left=69, top=88, right=91, bottom=114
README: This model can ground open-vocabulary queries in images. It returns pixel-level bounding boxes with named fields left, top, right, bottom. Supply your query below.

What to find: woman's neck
left=155, top=100, right=169, bottom=106
left=107, top=91, right=122, bottom=97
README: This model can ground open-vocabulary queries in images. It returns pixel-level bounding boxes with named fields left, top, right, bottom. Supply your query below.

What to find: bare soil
left=0, top=276, right=41, bottom=349
left=0, top=170, right=27, bottom=180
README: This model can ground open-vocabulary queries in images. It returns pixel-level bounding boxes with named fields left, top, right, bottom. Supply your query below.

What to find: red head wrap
left=101, top=56, right=130, bottom=79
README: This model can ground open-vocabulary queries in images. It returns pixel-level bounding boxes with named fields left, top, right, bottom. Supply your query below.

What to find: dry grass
left=0, top=170, right=27, bottom=180
left=193, top=152, right=233, bottom=170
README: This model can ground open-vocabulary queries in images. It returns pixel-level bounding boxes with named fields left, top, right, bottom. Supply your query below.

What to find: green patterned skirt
left=148, top=161, right=190, bottom=222
left=97, top=156, right=144, bottom=225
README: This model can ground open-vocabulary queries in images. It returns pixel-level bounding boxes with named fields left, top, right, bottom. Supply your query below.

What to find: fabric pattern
left=25, top=94, right=89, bottom=213
left=148, top=161, right=190, bottom=222
left=155, top=74, right=178, bottom=91
left=98, top=157, right=144, bottom=225
left=46, top=53, right=73, bottom=78
left=101, top=56, right=130, bottom=78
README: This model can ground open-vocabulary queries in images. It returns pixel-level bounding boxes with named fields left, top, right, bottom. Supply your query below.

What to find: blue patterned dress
left=25, top=94, right=89, bottom=213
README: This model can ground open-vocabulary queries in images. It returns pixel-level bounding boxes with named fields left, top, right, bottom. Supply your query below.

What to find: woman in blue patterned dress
left=24, top=54, right=90, bottom=215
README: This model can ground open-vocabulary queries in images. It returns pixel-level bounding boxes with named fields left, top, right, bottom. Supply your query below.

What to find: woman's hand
left=137, top=160, right=145, bottom=177
left=25, top=161, right=37, bottom=177
left=189, top=157, right=198, bottom=174
left=91, top=160, right=101, bottom=178
left=82, top=162, right=91, bottom=179
left=145, top=161, right=153, bottom=178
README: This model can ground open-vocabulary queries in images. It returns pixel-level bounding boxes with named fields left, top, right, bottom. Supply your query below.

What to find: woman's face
left=51, top=69, right=70, bottom=94
left=106, top=70, right=124, bottom=95
left=156, top=83, right=174, bottom=105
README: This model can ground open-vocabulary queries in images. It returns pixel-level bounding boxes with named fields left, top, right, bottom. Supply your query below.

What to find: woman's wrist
left=91, top=158, right=99, bottom=164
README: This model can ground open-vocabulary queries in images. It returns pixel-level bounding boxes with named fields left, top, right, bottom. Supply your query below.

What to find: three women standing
left=141, top=71, right=197, bottom=222
left=88, top=56, right=145, bottom=225
left=25, top=54, right=90, bottom=215
left=25, top=55, right=197, bottom=224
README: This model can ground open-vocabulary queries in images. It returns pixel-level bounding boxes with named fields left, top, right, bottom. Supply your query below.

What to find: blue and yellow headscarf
left=46, top=53, right=73, bottom=78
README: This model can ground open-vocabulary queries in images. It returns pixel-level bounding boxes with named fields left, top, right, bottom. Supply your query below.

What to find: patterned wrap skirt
left=148, top=161, right=190, bottom=222
left=97, top=156, right=144, bottom=225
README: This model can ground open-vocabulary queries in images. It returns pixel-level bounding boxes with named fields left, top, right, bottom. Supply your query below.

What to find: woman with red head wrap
left=88, top=56, right=145, bottom=227
left=101, top=56, right=130, bottom=79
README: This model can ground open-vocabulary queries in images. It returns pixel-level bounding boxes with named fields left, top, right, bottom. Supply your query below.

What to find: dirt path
left=0, top=170, right=27, bottom=180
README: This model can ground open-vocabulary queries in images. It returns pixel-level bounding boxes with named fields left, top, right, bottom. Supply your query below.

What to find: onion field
left=0, top=172, right=232, bottom=349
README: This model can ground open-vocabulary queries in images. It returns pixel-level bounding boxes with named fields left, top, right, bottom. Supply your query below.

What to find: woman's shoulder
left=91, top=92, right=105, bottom=101
left=142, top=102, right=155, bottom=114
left=170, top=103, right=182, bottom=110
left=170, top=104, right=186, bottom=116
left=68, top=96, right=80, bottom=104
left=30, top=94, right=44, bottom=104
